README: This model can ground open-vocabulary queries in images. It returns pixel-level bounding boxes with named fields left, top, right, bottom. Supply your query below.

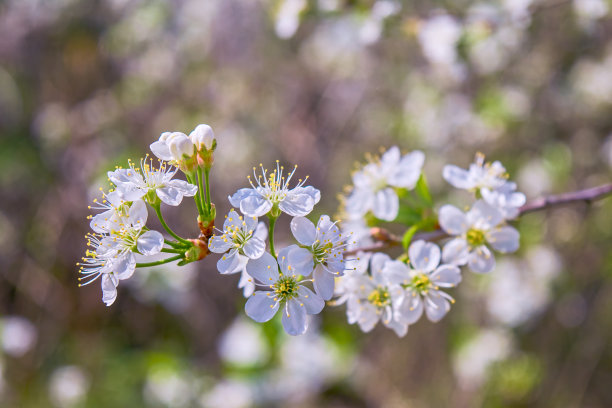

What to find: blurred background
left=1, top=0, right=612, bottom=406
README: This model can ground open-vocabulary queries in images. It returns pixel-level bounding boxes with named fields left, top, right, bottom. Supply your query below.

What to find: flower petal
left=430, top=264, right=462, bottom=287
left=243, top=237, right=266, bottom=259
left=313, top=265, right=335, bottom=300
left=381, top=260, right=410, bottom=286
left=409, top=240, right=441, bottom=273
left=101, top=274, right=118, bottom=306
left=468, top=246, right=496, bottom=273
left=245, top=291, right=279, bottom=322
left=438, top=204, right=468, bottom=235
left=228, top=188, right=256, bottom=208
left=279, top=193, right=315, bottom=217
left=372, top=188, right=399, bottom=221
left=286, top=247, right=314, bottom=276
left=424, top=291, right=451, bottom=322
left=217, top=251, right=241, bottom=274
left=345, top=188, right=373, bottom=217
left=388, top=150, right=425, bottom=188
left=487, top=226, right=520, bottom=253
left=114, top=253, right=136, bottom=280
left=281, top=299, right=308, bottom=336
left=137, top=230, right=164, bottom=255
left=290, top=217, right=317, bottom=246
left=128, top=200, right=148, bottom=227
left=167, top=179, right=198, bottom=197
left=467, top=200, right=503, bottom=230
left=398, top=293, right=424, bottom=324
left=297, top=286, right=325, bottom=315
left=240, top=195, right=272, bottom=217
left=442, top=238, right=470, bottom=265
left=150, top=140, right=173, bottom=161
left=208, top=235, right=233, bottom=254
left=442, top=165, right=473, bottom=189
left=156, top=186, right=183, bottom=206
left=246, top=252, right=279, bottom=283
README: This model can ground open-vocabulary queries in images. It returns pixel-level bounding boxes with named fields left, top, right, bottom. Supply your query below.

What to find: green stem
left=268, top=215, right=278, bottom=258
left=164, top=239, right=188, bottom=249
left=197, top=167, right=208, bottom=213
left=161, top=247, right=185, bottom=254
left=153, top=204, right=191, bottom=245
left=204, top=167, right=212, bottom=211
left=136, top=254, right=183, bottom=268
left=188, top=172, right=206, bottom=216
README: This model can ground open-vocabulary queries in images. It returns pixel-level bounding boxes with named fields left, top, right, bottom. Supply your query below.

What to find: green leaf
left=414, top=173, right=433, bottom=207
left=402, top=225, right=419, bottom=249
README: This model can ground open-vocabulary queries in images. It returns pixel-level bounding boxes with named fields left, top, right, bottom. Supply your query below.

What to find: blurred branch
left=346, top=183, right=612, bottom=255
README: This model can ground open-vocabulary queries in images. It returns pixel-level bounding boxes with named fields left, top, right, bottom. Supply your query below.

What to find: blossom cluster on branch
left=80, top=125, right=608, bottom=338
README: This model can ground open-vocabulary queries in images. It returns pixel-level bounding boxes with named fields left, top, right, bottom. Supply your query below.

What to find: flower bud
left=189, top=124, right=215, bottom=151
left=167, top=132, right=194, bottom=159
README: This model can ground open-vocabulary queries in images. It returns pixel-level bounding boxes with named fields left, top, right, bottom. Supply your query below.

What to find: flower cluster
left=440, top=153, right=524, bottom=273
left=78, top=124, right=216, bottom=306
left=80, top=133, right=528, bottom=338
left=335, top=148, right=523, bottom=336
left=209, top=161, right=354, bottom=335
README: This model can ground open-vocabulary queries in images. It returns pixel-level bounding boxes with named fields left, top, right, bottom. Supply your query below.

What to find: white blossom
left=189, top=123, right=215, bottom=151
left=208, top=209, right=267, bottom=274
left=481, top=181, right=526, bottom=220
left=229, top=161, right=320, bottom=218
left=80, top=199, right=164, bottom=306
left=390, top=240, right=461, bottom=324
left=287, top=215, right=352, bottom=300
left=439, top=200, right=520, bottom=273
left=344, top=146, right=424, bottom=221
left=150, top=131, right=195, bottom=162
left=334, top=253, right=408, bottom=336
left=108, top=158, right=197, bottom=206
left=245, top=248, right=325, bottom=336
left=443, top=152, right=508, bottom=192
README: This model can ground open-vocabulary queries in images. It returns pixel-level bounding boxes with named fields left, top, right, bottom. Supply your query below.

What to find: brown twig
left=345, top=183, right=612, bottom=255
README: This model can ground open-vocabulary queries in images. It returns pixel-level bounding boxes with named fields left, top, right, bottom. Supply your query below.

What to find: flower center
left=411, top=273, right=432, bottom=295
left=228, top=225, right=252, bottom=247
left=367, top=287, right=391, bottom=308
left=466, top=228, right=486, bottom=247
left=274, top=275, right=299, bottom=301
left=312, top=241, right=334, bottom=264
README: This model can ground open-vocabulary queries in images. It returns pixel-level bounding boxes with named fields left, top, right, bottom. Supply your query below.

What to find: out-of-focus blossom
left=443, top=153, right=508, bottom=193
left=144, top=366, right=193, bottom=408
left=1, top=317, right=37, bottom=357
left=418, top=14, right=462, bottom=67
left=487, top=247, right=561, bottom=327
left=334, top=253, right=408, bottom=336
left=453, top=329, right=513, bottom=389
left=439, top=200, right=520, bottom=273
left=345, top=146, right=424, bottom=221
left=218, top=317, right=269, bottom=367
left=264, top=329, right=346, bottom=403
left=200, top=380, right=253, bottom=408
left=481, top=182, right=526, bottom=220
left=48, top=366, right=90, bottom=408
left=392, top=240, right=462, bottom=324
left=574, top=0, right=609, bottom=27
left=274, top=0, right=307, bottom=39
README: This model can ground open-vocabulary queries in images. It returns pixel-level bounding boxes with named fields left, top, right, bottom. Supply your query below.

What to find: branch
left=346, top=183, right=612, bottom=255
